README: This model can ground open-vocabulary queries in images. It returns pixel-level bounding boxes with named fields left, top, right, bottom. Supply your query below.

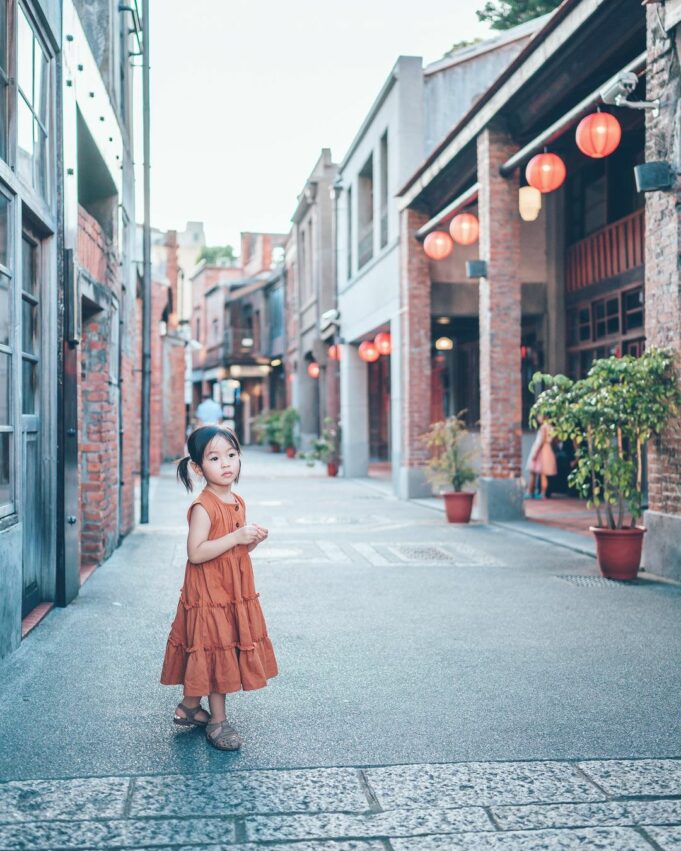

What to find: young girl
left=160, top=425, right=278, bottom=750
left=525, top=415, right=558, bottom=499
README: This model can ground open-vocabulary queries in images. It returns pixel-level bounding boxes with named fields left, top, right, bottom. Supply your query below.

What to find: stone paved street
left=1, top=450, right=681, bottom=849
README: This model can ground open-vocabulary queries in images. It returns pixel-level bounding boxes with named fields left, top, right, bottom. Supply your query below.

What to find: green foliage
left=476, top=0, right=562, bottom=29
left=421, top=412, right=477, bottom=493
left=444, top=37, right=483, bottom=58
left=300, top=417, right=339, bottom=466
left=252, top=410, right=283, bottom=446
left=198, top=244, right=235, bottom=265
left=280, top=407, right=300, bottom=450
left=530, top=348, right=681, bottom=530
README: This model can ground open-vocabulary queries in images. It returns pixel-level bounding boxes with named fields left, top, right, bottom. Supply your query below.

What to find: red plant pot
left=285, top=446, right=296, bottom=458
left=442, top=491, right=475, bottom=523
left=590, top=526, right=646, bottom=580
left=327, top=461, right=339, bottom=477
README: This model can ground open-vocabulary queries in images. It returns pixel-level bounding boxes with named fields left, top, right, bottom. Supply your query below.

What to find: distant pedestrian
left=160, top=425, right=278, bottom=750
left=525, top=415, right=557, bottom=499
left=195, top=393, right=223, bottom=426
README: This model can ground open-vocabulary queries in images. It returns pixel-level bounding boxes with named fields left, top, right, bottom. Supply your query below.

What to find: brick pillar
left=396, top=207, right=432, bottom=499
left=477, top=124, right=524, bottom=520
left=642, top=10, right=681, bottom=581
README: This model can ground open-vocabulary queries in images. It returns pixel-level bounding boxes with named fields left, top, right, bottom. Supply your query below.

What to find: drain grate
left=391, top=544, right=452, bottom=562
left=556, top=574, right=634, bottom=588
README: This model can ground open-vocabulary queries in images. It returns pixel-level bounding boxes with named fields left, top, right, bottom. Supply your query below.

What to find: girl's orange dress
left=160, top=488, right=278, bottom=695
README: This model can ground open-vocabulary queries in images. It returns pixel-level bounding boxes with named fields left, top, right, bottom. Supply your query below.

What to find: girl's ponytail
left=176, top=456, right=193, bottom=492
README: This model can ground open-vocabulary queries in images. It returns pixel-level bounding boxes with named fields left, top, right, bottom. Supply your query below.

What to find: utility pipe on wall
left=140, top=0, right=151, bottom=523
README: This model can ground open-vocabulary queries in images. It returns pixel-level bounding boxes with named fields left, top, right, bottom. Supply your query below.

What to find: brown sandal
left=173, top=702, right=210, bottom=728
left=206, top=719, right=242, bottom=751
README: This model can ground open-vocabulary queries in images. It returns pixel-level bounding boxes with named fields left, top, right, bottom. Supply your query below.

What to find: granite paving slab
left=491, top=798, right=681, bottom=830
left=390, top=826, right=655, bottom=849
left=365, top=761, right=604, bottom=809
left=138, top=844, right=386, bottom=851
left=0, top=776, right=129, bottom=823
left=0, top=816, right=236, bottom=850
left=578, top=759, right=681, bottom=797
left=244, top=805, right=492, bottom=841
left=130, top=768, right=367, bottom=817
left=644, top=825, right=681, bottom=848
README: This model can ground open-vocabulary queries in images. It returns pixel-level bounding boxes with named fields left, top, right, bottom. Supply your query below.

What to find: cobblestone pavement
left=1, top=449, right=680, bottom=849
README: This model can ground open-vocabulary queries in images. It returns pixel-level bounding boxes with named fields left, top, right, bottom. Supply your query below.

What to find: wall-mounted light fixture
left=466, top=260, right=487, bottom=278
left=634, top=161, right=675, bottom=192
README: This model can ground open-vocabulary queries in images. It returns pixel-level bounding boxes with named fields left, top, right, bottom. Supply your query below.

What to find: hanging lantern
left=518, top=186, right=542, bottom=222
left=435, top=336, right=453, bottom=351
left=358, top=341, right=380, bottom=363
left=307, top=362, right=320, bottom=379
left=374, top=332, right=392, bottom=355
left=525, top=152, right=566, bottom=193
left=328, top=344, right=341, bottom=361
left=423, top=231, right=453, bottom=260
left=575, top=111, right=621, bottom=159
left=449, top=212, right=479, bottom=245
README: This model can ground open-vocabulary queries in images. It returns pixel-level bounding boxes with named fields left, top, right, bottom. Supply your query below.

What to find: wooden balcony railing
left=566, top=208, right=645, bottom=294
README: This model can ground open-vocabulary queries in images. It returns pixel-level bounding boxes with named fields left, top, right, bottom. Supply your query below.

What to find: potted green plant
left=263, top=410, right=283, bottom=453
left=421, top=412, right=477, bottom=523
left=281, top=407, right=300, bottom=458
left=301, top=417, right=340, bottom=476
left=530, top=348, right=681, bottom=580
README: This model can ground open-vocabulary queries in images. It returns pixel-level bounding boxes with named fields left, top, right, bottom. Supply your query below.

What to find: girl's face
left=195, top=435, right=240, bottom=486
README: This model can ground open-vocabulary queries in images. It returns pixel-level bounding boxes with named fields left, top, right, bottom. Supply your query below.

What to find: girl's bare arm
left=187, top=505, right=260, bottom=563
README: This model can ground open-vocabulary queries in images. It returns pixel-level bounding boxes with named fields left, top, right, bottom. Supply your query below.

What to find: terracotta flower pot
left=327, top=461, right=339, bottom=477
left=590, top=526, right=646, bottom=580
left=442, top=491, right=475, bottom=523
left=285, top=446, right=296, bottom=458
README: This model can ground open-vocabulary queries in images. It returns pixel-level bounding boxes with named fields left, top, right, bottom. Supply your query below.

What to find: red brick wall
left=77, top=206, right=122, bottom=567
left=119, top=350, right=138, bottom=537
left=477, top=126, right=522, bottom=479
left=645, top=11, right=681, bottom=515
left=163, top=338, right=187, bottom=461
left=399, top=207, right=432, bottom=467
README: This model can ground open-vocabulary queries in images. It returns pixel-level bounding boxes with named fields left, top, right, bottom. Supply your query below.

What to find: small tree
left=530, top=348, right=681, bottom=529
left=477, top=0, right=562, bottom=29
left=199, top=245, right=236, bottom=265
left=280, top=407, right=300, bottom=451
left=421, top=413, right=477, bottom=493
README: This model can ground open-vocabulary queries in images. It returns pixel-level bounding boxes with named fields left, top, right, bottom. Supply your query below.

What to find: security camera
left=320, top=308, right=340, bottom=334
left=600, top=71, right=659, bottom=115
left=600, top=71, right=638, bottom=106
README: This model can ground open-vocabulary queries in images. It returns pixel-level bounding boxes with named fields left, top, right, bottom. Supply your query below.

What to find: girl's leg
left=540, top=474, right=548, bottom=497
left=208, top=692, right=227, bottom=723
left=526, top=472, right=536, bottom=497
left=176, top=692, right=210, bottom=723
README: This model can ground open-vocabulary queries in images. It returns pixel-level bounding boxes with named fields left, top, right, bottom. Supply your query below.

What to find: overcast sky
left=144, top=1, right=492, bottom=247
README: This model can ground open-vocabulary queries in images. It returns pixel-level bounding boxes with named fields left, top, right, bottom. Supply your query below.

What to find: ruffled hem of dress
left=159, top=633, right=278, bottom=694
left=180, top=592, right=260, bottom=610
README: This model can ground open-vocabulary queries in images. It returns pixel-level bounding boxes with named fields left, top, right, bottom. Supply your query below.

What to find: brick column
left=397, top=207, right=432, bottom=499
left=642, top=10, right=681, bottom=582
left=477, top=124, right=524, bottom=520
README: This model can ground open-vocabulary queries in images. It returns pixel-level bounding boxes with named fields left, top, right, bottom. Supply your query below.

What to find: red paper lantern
left=374, top=332, right=392, bottom=355
left=449, top=212, right=479, bottom=245
left=307, top=362, right=320, bottom=378
left=525, top=152, right=567, bottom=193
left=575, top=112, right=621, bottom=159
left=423, top=231, right=453, bottom=260
left=328, top=344, right=341, bottom=361
left=358, top=341, right=380, bottom=363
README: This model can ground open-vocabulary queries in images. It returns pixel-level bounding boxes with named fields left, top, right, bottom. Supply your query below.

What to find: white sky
left=143, top=0, right=492, bottom=247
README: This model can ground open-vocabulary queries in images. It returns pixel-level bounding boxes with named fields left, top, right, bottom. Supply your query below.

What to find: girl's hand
left=247, top=523, right=268, bottom=552
left=232, top=525, right=262, bottom=546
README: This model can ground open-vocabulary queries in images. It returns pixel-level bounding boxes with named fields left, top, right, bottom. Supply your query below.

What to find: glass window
left=623, top=288, right=644, bottom=332
left=0, top=349, right=9, bottom=423
left=0, top=274, right=8, bottom=345
left=0, top=2, right=7, bottom=161
left=0, top=431, right=9, bottom=506
left=17, top=6, right=50, bottom=200
left=20, top=236, right=38, bottom=415
left=578, top=307, right=591, bottom=342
